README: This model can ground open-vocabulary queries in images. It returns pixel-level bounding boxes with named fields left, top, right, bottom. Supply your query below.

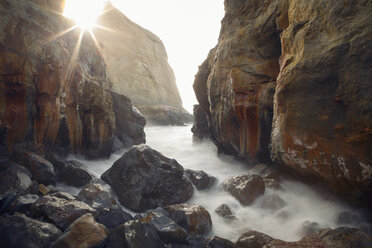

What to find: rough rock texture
left=193, top=0, right=372, bottom=201
left=101, top=145, right=194, bottom=211
left=52, top=159, right=95, bottom=187
left=0, top=164, right=32, bottom=200
left=184, top=169, right=216, bottom=190
left=204, top=236, right=237, bottom=248
left=214, top=204, right=236, bottom=221
left=50, top=213, right=108, bottom=248
left=77, top=183, right=117, bottom=210
left=222, top=174, right=265, bottom=206
left=0, top=213, right=62, bottom=248
left=0, top=0, right=116, bottom=159
left=165, top=204, right=212, bottom=236
left=236, top=230, right=274, bottom=248
left=30, top=194, right=98, bottom=230
left=95, top=3, right=191, bottom=125
left=191, top=104, right=210, bottom=140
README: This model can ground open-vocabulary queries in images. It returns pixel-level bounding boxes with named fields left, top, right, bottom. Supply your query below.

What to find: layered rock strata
left=193, top=0, right=372, bottom=201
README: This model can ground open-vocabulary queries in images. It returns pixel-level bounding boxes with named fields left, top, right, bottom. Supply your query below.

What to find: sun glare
left=64, top=0, right=106, bottom=31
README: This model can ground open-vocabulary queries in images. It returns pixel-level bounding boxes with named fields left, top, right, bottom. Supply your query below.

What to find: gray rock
left=204, top=236, right=237, bottom=248
left=30, top=194, right=97, bottom=230
left=123, top=219, right=165, bottom=248
left=11, top=150, right=56, bottom=185
left=101, top=145, right=194, bottom=211
left=299, top=221, right=321, bottom=236
left=77, top=183, right=117, bottom=210
left=52, top=159, right=95, bottom=187
left=184, top=169, right=216, bottom=190
left=215, top=204, right=236, bottom=221
left=0, top=213, right=62, bottom=248
left=96, top=205, right=133, bottom=229
left=8, top=194, right=39, bottom=214
left=260, top=194, right=286, bottom=211
left=165, top=204, right=212, bottom=236
left=0, top=164, right=32, bottom=200
left=222, top=174, right=265, bottom=206
left=236, top=230, right=273, bottom=248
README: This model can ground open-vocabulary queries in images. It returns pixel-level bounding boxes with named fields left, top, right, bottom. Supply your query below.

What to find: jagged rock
left=96, top=205, right=133, bottom=229
left=222, top=174, right=265, bottom=206
left=11, top=151, right=56, bottom=185
left=260, top=194, right=286, bottom=211
left=191, top=104, right=210, bottom=140
left=50, top=213, right=108, bottom=248
left=77, top=183, right=116, bottom=210
left=266, top=227, right=372, bottom=248
left=0, top=213, right=62, bottom=248
left=0, top=164, right=32, bottom=200
left=8, top=194, right=39, bottom=214
left=165, top=204, right=212, bottom=235
left=95, top=4, right=189, bottom=126
left=110, top=92, right=146, bottom=147
left=123, top=219, right=165, bottom=248
left=215, top=204, right=236, bottom=221
left=299, top=221, right=321, bottom=236
left=236, top=230, right=273, bottom=248
left=51, top=157, right=95, bottom=187
left=184, top=169, right=216, bottom=190
left=263, top=179, right=282, bottom=190
left=204, top=236, right=237, bottom=248
left=48, top=191, right=76, bottom=201
left=30, top=194, right=97, bottom=230
left=101, top=145, right=194, bottom=211
left=140, top=208, right=189, bottom=244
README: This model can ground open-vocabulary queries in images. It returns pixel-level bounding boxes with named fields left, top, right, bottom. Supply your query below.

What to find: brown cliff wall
left=194, top=0, right=372, bottom=201
left=0, top=0, right=144, bottom=159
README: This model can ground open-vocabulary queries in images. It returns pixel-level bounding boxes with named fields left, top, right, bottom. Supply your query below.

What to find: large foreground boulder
left=101, top=145, right=194, bottom=211
left=0, top=214, right=62, bottom=248
left=30, top=194, right=97, bottom=230
left=0, top=164, right=32, bottom=200
left=222, top=174, right=265, bottom=205
left=50, top=213, right=108, bottom=248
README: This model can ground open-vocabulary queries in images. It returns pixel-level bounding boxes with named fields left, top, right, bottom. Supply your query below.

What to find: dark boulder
left=30, top=194, right=97, bottom=230
left=299, top=221, right=321, bottom=236
left=184, top=169, right=216, bottom=190
left=50, top=213, right=108, bottom=248
left=123, top=219, right=165, bottom=248
left=77, top=183, right=117, bottom=210
left=236, top=230, right=273, bottom=248
left=204, top=236, right=237, bottom=248
left=0, top=164, right=32, bottom=200
left=101, top=145, right=194, bottom=211
left=96, top=205, right=133, bottom=229
left=11, top=150, right=56, bottom=185
left=0, top=213, right=62, bottom=248
left=165, top=204, right=212, bottom=236
left=222, top=174, right=265, bottom=206
left=215, top=204, right=236, bottom=221
left=191, top=104, right=210, bottom=140
left=110, top=92, right=146, bottom=148
left=8, top=194, right=39, bottom=214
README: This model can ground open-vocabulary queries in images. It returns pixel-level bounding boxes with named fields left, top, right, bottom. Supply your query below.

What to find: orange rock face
left=0, top=0, right=114, bottom=158
left=194, top=0, right=372, bottom=201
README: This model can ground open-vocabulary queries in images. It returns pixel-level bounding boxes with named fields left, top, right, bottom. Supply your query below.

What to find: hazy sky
left=111, top=0, right=225, bottom=113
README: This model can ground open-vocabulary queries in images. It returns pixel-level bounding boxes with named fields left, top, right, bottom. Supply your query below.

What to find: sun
left=64, top=0, right=106, bottom=31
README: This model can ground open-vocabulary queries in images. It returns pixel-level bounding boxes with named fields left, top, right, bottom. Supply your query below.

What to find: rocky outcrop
left=0, top=0, right=146, bottom=159
left=101, top=145, right=194, bottom=211
left=95, top=4, right=191, bottom=125
left=193, top=0, right=372, bottom=201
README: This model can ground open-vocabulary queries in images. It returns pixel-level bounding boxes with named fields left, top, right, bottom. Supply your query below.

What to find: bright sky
left=111, top=0, right=225, bottom=113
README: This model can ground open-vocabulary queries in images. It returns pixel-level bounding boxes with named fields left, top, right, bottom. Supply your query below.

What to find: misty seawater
left=68, top=125, right=367, bottom=242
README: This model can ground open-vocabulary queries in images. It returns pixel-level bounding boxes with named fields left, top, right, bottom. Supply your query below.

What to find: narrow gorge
left=1, top=0, right=371, bottom=248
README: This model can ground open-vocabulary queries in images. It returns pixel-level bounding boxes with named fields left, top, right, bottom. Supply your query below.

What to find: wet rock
left=48, top=191, right=77, bottom=201
left=236, top=230, right=273, bottom=248
left=299, top=221, right=321, bottom=236
left=137, top=105, right=193, bottom=126
left=123, top=219, right=165, bottom=248
left=101, top=145, right=194, bottom=211
left=266, top=227, right=372, bottom=248
left=260, top=194, right=286, bottom=211
left=52, top=158, right=95, bottom=187
left=30, top=194, right=97, bottom=230
left=8, top=194, right=39, bottom=214
left=11, top=150, right=56, bottom=185
left=0, top=164, right=32, bottom=200
left=184, top=169, right=216, bottom=190
left=110, top=92, right=146, bottom=147
left=191, top=104, right=210, bottom=140
left=0, top=213, right=62, bottom=248
left=96, top=205, right=133, bottom=229
left=50, top=213, right=108, bottom=248
left=77, top=183, right=117, bottom=210
left=215, top=204, right=236, bottom=221
left=222, top=174, right=265, bottom=206
left=165, top=204, right=212, bottom=235
left=204, top=236, right=237, bottom=248
left=140, top=208, right=189, bottom=244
